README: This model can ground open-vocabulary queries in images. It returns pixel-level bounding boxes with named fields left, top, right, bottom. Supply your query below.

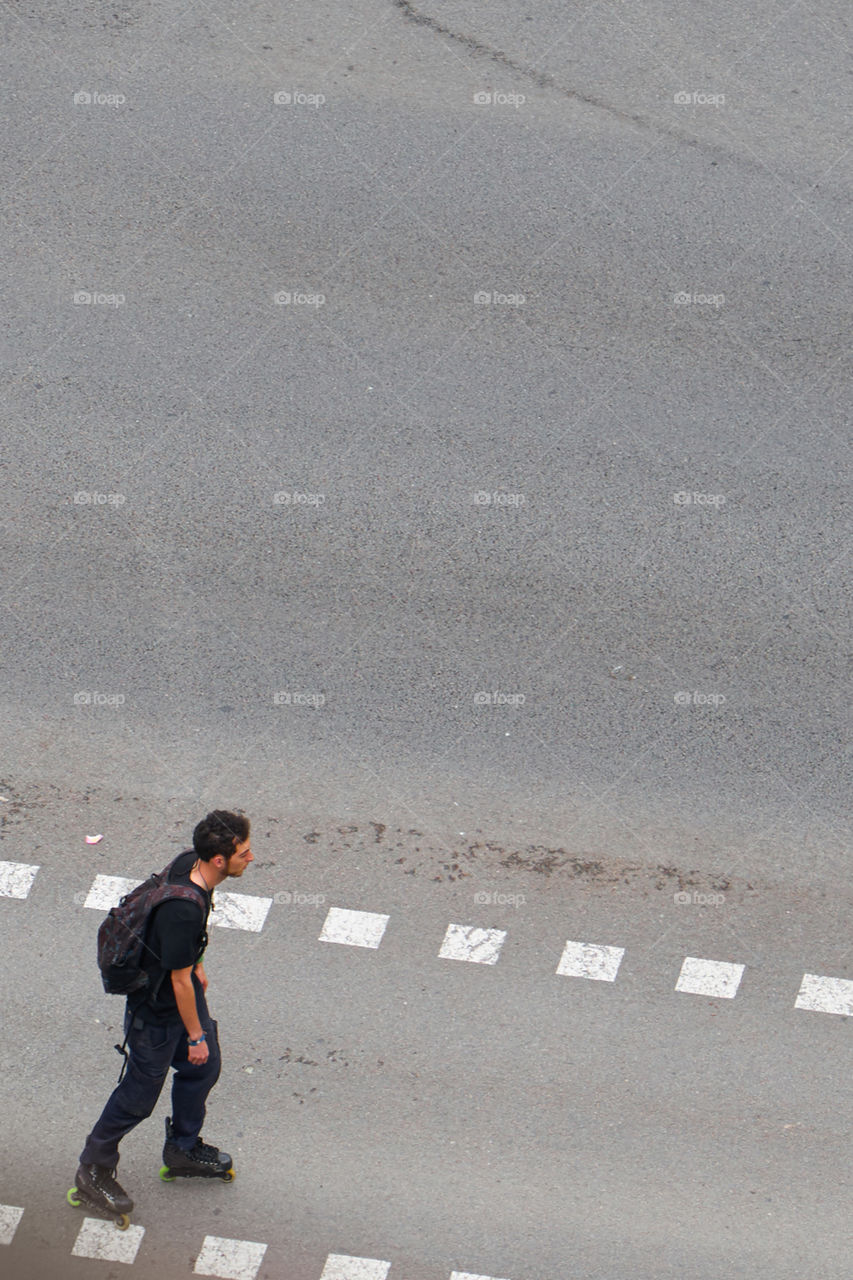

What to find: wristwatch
left=188, top=1033, right=206, bottom=1046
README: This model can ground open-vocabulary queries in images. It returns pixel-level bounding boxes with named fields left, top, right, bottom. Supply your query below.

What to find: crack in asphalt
left=391, top=0, right=771, bottom=176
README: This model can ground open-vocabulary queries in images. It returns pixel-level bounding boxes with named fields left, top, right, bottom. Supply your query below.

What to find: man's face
left=224, top=836, right=253, bottom=877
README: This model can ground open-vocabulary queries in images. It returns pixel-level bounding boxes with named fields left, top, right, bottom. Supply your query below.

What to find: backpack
left=97, top=855, right=208, bottom=995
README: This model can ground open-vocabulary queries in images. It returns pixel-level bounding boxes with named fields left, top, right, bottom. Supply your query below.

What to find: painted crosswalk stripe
left=556, top=940, right=625, bottom=982
left=207, top=891, right=273, bottom=932
left=194, top=1235, right=268, bottom=1280
left=451, top=1272, right=513, bottom=1280
left=439, top=923, right=507, bottom=965
left=83, top=875, right=271, bottom=933
left=320, top=1254, right=391, bottom=1280
left=83, top=874, right=140, bottom=911
left=0, top=861, right=39, bottom=899
left=675, top=956, right=745, bottom=999
left=319, top=907, right=390, bottom=948
left=71, top=1217, right=145, bottom=1263
left=795, top=973, right=853, bottom=1016
left=0, top=1204, right=24, bottom=1245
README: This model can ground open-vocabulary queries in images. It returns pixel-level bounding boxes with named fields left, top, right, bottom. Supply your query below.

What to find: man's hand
left=188, top=1037, right=209, bottom=1066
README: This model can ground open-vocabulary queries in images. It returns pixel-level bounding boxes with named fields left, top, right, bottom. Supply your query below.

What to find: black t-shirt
left=128, top=849, right=212, bottom=1025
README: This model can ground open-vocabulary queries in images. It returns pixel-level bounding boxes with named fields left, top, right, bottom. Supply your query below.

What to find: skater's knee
left=124, top=1094, right=159, bottom=1119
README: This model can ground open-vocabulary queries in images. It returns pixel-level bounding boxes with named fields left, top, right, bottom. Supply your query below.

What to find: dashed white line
left=319, top=1255, right=391, bottom=1280
left=319, top=907, right=390, bottom=948
left=193, top=1235, right=268, bottom=1280
left=71, top=1216, right=145, bottom=1264
left=795, top=973, right=853, bottom=1016
left=556, top=940, right=625, bottom=982
left=675, top=956, right=745, bottom=999
left=0, top=1204, right=23, bottom=1246
left=0, top=861, right=39, bottom=899
left=439, top=923, right=507, bottom=965
left=15, top=865, right=853, bottom=1021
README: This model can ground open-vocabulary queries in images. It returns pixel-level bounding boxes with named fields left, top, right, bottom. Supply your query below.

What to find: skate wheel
left=158, top=1165, right=176, bottom=1182
left=116, top=1214, right=131, bottom=1231
left=222, top=1168, right=236, bottom=1183
left=66, top=1187, right=82, bottom=1208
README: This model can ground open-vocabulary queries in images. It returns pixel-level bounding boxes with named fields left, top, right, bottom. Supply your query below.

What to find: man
left=73, top=810, right=253, bottom=1219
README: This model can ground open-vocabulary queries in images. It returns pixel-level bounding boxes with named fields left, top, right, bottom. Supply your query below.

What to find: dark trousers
left=79, top=997, right=221, bottom=1169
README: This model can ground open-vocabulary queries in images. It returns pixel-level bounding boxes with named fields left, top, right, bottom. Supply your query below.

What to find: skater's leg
left=169, top=1016, right=221, bottom=1150
left=79, top=1014, right=184, bottom=1167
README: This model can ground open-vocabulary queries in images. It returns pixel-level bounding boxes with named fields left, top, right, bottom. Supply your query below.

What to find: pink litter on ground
left=85, top=834, right=104, bottom=844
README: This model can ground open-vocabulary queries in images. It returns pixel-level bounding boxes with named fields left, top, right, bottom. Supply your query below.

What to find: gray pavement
left=1, top=0, right=850, bottom=1277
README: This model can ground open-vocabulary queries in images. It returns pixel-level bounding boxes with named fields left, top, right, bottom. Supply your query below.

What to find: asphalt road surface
left=1, top=1, right=850, bottom=1278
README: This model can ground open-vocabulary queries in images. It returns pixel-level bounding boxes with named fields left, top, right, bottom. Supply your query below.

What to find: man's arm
left=171, top=965, right=204, bottom=1042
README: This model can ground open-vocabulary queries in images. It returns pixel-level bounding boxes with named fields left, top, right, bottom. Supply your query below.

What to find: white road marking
left=556, top=940, right=625, bottom=982
left=675, top=956, right=745, bottom=999
left=84, top=874, right=140, bottom=911
left=439, top=923, right=507, bottom=965
left=208, top=891, right=273, bottom=932
left=193, top=1235, right=268, bottom=1280
left=83, top=875, right=271, bottom=933
left=451, top=1273, right=513, bottom=1280
left=0, top=1204, right=24, bottom=1245
left=71, top=1216, right=145, bottom=1263
left=320, top=1254, right=391, bottom=1280
left=319, top=907, right=390, bottom=948
left=795, top=973, right=853, bottom=1016
left=0, top=861, right=39, bottom=899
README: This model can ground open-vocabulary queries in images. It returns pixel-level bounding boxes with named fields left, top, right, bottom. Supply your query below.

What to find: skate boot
left=160, top=1115, right=235, bottom=1182
left=67, top=1163, right=133, bottom=1229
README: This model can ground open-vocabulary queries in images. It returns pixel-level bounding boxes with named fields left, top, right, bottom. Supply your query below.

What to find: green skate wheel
left=159, top=1165, right=176, bottom=1182
left=116, top=1214, right=130, bottom=1230
left=66, top=1187, right=82, bottom=1208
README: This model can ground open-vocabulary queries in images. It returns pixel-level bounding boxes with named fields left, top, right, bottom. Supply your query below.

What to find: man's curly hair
left=192, top=810, right=250, bottom=862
